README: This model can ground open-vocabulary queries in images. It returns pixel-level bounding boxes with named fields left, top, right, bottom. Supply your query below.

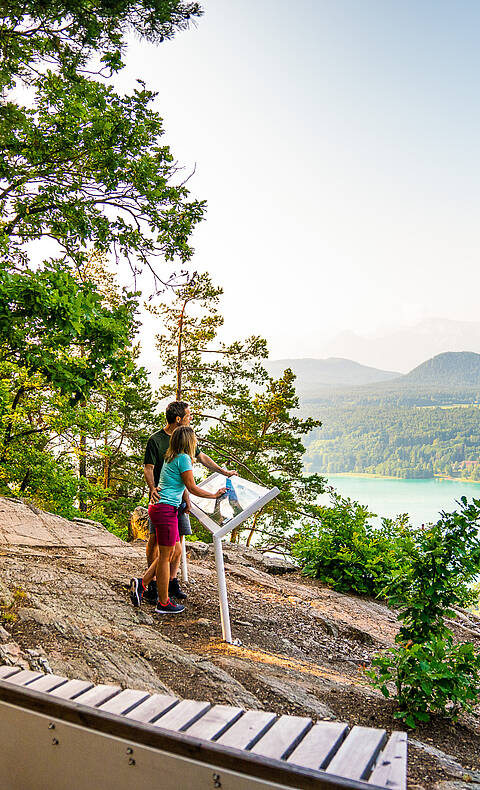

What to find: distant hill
left=403, top=351, right=480, bottom=387
left=321, top=318, right=480, bottom=372
left=265, top=357, right=400, bottom=394
left=301, top=352, right=480, bottom=482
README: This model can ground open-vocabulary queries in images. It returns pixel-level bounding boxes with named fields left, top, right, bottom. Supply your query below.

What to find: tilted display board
left=189, top=474, right=279, bottom=539
left=189, top=474, right=280, bottom=643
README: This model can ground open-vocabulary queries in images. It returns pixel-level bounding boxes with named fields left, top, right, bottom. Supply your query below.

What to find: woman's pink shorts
left=148, top=503, right=180, bottom=547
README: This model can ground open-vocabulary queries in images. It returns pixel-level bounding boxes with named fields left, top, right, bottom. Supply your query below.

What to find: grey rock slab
left=164, top=651, right=261, bottom=709
left=257, top=673, right=337, bottom=719
left=0, top=496, right=125, bottom=549
left=410, top=739, right=480, bottom=782
left=186, top=541, right=210, bottom=559
left=260, top=555, right=298, bottom=574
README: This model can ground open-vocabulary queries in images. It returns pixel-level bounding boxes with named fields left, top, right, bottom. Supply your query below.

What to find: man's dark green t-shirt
left=144, top=429, right=200, bottom=486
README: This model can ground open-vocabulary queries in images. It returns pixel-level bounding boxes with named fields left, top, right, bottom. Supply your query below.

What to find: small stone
left=196, top=618, right=210, bottom=626
left=136, top=611, right=153, bottom=625
left=261, top=555, right=297, bottom=574
left=0, top=626, right=10, bottom=642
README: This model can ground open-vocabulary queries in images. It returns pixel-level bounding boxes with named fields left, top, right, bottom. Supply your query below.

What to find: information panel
left=190, top=474, right=270, bottom=528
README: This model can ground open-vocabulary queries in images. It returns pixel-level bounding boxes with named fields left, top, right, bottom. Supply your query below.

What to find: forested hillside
left=304, top=403, right=480, bottom=479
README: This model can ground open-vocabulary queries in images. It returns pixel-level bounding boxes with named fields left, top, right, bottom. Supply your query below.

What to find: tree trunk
left=79, top=400, right=87, bottom=512
left=176, top=297, right=188, bottom=400
left=103, top=398, right=110, bottom=489
left=246, top=512, right=260, bottom=547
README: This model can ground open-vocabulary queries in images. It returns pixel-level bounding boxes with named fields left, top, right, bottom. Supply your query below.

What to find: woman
left=133, top=426, right=225, bottom=614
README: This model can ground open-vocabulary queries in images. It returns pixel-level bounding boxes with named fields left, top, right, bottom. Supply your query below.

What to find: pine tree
left=150, top=273, right=325, bottom=548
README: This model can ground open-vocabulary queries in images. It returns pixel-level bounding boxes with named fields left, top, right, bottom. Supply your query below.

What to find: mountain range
left=264, top=357, right=400, bottom=395
left=320, top=318, right=480, bottom=372
left=267, top=351, right=480, bottom=398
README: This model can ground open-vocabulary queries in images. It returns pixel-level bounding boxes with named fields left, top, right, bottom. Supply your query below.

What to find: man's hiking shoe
left=155, top=599, right=185, bottom=615
left=129, top=577, right=144, bottom=608
left=168, top=577, right=187, bottom=600
left=144, top=580, right=158, bottom=604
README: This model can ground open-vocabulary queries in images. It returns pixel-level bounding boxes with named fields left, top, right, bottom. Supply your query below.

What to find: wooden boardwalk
left=0, top=665, right=406, bottom=789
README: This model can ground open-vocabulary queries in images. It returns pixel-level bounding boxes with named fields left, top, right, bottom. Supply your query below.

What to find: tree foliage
left=368, top=497, right=480, bottom=727
left=303, top=389, right=480, bottom=481
left=151, top=272, right=325, bottom=547
left=1, top=73, right=205, bottom=278
left=0, top=0, right=204, bottom=530
left=0, top=0, right=202, bottom=86
left=291, top=493, right=415, bottom=596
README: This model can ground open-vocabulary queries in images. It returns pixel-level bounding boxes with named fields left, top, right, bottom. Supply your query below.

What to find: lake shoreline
left=320, top=475, right=480, bottom=527
left=326, top=472, right=480, bottom=485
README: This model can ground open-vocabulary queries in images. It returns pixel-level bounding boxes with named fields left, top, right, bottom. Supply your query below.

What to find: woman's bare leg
left=142, top=555, right=158, bottom=588
left=156, top=545, right=175, bottom=604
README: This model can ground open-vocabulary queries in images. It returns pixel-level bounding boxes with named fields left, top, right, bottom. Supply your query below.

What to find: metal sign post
left=188, top=474, right=280, bottom=644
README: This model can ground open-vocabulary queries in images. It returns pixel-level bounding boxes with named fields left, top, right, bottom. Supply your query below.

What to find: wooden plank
left=184, top=704, right=244, bottom=741
left=216, top=710, right=277, bottom=750
left=124, top=693, right=179, bottom=724
left=0, top=666, right=22, bottom=679
left=287, top=722, right=349, bottom=770
left=97, top=689, right=150, bottom=716
left=251, top=715, right=312, bottom=760
left=2, top=669, right=44, bottom=686
left=153, top=699, right=211, bottom=732
left=369, top=731, right=407, bottom=790
left=25, top=674, right=69, bottom=693
left=49, top=679, right=94, bottom=699
left=326, top=726, right=387, bottom=781
left=73, top=684, right=121, bottom=708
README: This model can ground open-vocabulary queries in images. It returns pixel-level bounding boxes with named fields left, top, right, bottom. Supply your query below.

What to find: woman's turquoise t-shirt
left=158, top=453, right=193, bottom=507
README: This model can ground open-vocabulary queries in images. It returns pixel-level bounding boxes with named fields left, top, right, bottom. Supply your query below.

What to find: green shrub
left=89, top=507, right=129, bottom=541
left=370, top=636, right=480, bottom=728
left=368, top=496, right=480, bottom=727
left=291, top=492, right=414, bottom=597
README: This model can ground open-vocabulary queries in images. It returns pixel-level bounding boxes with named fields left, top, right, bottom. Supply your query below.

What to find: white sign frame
left=188, top=473, right=280, bottom=643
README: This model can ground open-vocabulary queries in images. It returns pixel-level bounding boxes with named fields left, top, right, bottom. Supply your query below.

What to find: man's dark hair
left=165, top=401, right=189, bottom=425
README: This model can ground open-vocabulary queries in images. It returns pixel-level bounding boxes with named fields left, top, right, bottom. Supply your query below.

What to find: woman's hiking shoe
left=168, top=577, right=187, bottom=600
left=155, top=599, right=185, bottom=614
left=129, top=577, right=144, bottom=607
left=144, top=580, right=158, bottom=604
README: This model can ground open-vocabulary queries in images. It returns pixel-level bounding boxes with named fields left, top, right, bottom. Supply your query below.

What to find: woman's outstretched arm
left=181, top=469, right=225, bottom=499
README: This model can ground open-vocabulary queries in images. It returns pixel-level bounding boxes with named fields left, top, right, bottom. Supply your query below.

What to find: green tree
left=0, top=0, right=205, bottom=529
left=0, top=259, right=159, bottom=531
left=151, top=273, right=325, bottom=547
left=1, top=74, right=205, bottom=278
left=0, top=0, right=202, bottom=87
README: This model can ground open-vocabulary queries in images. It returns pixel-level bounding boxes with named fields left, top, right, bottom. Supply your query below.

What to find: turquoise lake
left=319, top=475, right=480, bottom=527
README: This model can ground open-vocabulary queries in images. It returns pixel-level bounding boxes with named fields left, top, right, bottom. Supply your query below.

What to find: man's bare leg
left=169, top=539, right=182, bottom=581
left=142, top=556, right=158, bottom=588
left=146, top=533, right=158, bottom=569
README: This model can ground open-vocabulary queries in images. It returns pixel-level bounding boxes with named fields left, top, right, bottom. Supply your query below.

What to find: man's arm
left=182, top=488, right=191, bottom=514
left=144, top=464, right=159, bottom=503
left=197, top=452, right=237, bottom=477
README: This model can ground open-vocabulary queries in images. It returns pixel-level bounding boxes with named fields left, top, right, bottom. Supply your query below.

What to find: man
left=134, top=400, right=237, bottom=605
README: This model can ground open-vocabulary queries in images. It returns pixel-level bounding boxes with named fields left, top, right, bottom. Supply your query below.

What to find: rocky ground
left=1, top=496, right=479, bottom=789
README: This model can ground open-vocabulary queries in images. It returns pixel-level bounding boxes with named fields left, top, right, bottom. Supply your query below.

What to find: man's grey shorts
left=148, top=510, right=192, bottom=538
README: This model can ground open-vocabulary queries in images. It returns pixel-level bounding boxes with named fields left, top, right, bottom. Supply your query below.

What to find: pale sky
left=114, top=0, right=480, bottom=361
